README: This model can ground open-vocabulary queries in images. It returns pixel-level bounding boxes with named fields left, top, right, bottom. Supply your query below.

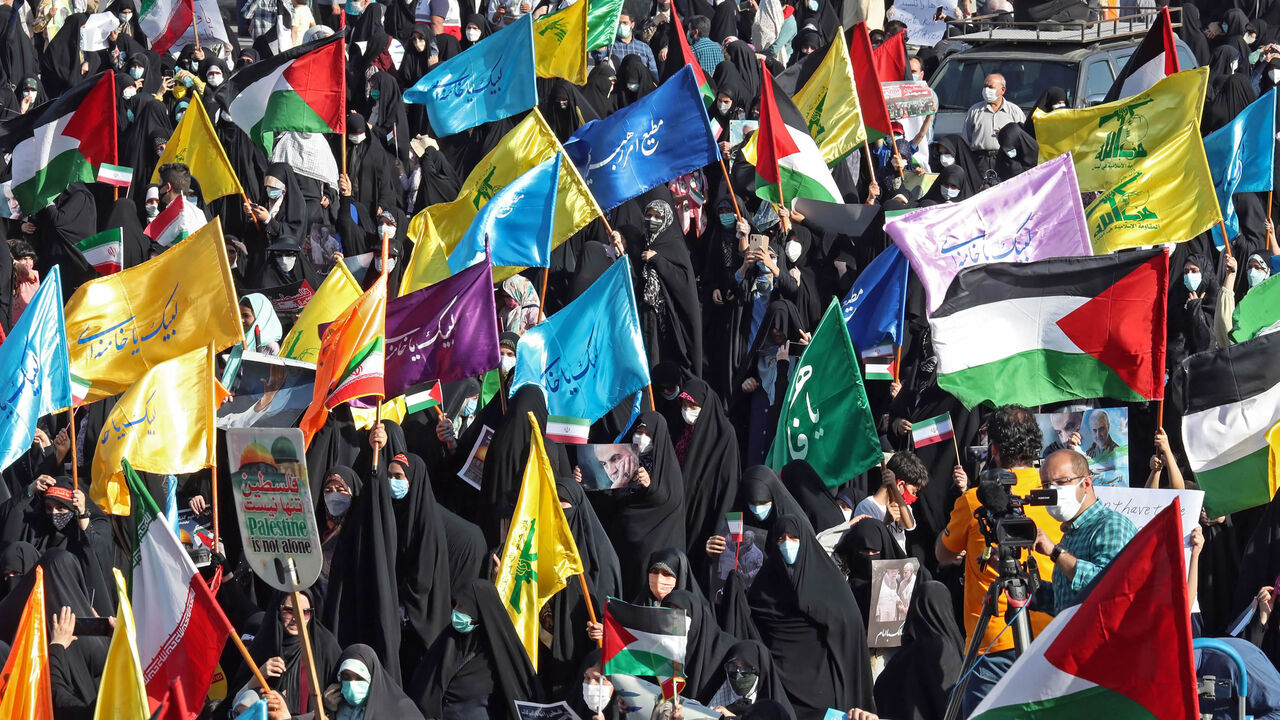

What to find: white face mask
left=633, top=432, right=652, bottom=454
left=941, top=186, right=959, bottom=200
left=583, top=683, right=613, bottom=713
left=379, top=224, right=395, bottom=240
left=465, top=28, right=481, bottom=41
left=716, top=100, right=731, bottom=114
left=939, top=153, right=955, bottom=167
left=349, top=133, right=366, bottom=144
left=912, top=72, right=923, bottom=81
left=146, top=203, right=159, bottom=219
left=500, top=354, right=516, bottom=373
left=22, top=90, right=36, bottom=101
left=1003, top=147, right=1017, bottom=158
left=373, top=256, right=397, bottom=272
left=276, top=255, right=297, bottom=273
left=681, top=407, right=701, bottom=425
left=1249, top=268, right=1269, bottom=287
left=784, top=240, right=801, bottom=263
left=982, top=86, right=999, bottom=104
left=1046, top=479, right=1084, bottom=522
left=122, top=87, right=136, bottom=100
left=206, top=73, right=223, bottom=87
left=841, top=506, right=853, bottom=523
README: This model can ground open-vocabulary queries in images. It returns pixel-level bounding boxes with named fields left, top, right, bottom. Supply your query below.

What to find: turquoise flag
left=1205, top=88, right=1276, bottom=248
left=448, top=154, right=560, bottom=273
left=0, top=265, right=71, bottom=471
left=510, top=256, right=650, bottom=423
left=403, top=14, right=538, bottom=137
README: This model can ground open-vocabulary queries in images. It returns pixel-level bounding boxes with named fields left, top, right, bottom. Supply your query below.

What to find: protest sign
left=575, top=444, right=642, bottom=490
left=868, top=558, right=920, bottom=647
left=1094, top=487, right=1204, bottom=549
left=1034, top=407, right=1130, bottom=486
left=610, top=674, right=721, bottom=720
left=226, top=428, right=323, bottom=592
left=459, top=425, right=496, bottom=491
left=886, top=0, right=957, bottom=46
left=217, top=352, right=316, bottom=430
left=881, top=80, right=939, bottom=120
left=515, top=701, right=581, bottom=720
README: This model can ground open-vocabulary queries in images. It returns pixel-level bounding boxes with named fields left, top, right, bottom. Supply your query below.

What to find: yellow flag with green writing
left=1086, top=122, right=1222, bottom=253
left=280, top=262, right=363, bottom=363
left=790, top=29, right=867, bottom=165
left=150, top=99, right=244, bottom=202
left=417, top=109, right=601, bottom=282
left=494, top=413, right=584, bottom=669
left=1035, top=67, right=1208, bottom=192
left=535, top=0, right=588, bottom=84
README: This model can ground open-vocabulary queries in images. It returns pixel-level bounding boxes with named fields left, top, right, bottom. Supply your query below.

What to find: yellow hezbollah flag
left=1266, top=421, right=1280, bottom=505
left=299, top=274, right=388, bottom=445
left=280, top=262, right=363, bottom=363
left=494, top=413, right=584, bottom=670
left=149, top=99, right=245, bottom=202
left=534, top=0, right=589, bottom=84
left=94, top=569, right=148, bottom=720
left=1035, top=67, right=1208, bottom=192
left=65, top=218, right=240, bottom=404
left=401, top=210, right=454, bottom=294
left=1086, top=124, right=1222, bottom=253
left=421, top=109, right=601, bottom=282
left=350, top=395, right=407, bottom=430
left=91, top=345, right=218, bottom=515
left=0, top=567, right=52, bottom=720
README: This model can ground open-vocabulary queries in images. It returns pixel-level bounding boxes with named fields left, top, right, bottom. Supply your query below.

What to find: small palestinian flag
left=405, top=380, right=443, bottom=414
left=603, top=599, right=688, bottom=678
left=69, top=373, right=92, bottom=407
left=726, top=512, right=744, bottom=542
left=96, top=163, right=134, bottom=188
left=860, top=343, right=896, bottom=381
left=911, top=412, right=954, bottom=448
left=754, top=63, right=841, bottom=205
left=225, top=31, right=347, bottom=151
left=546, top=415, right=590, bottom=444
left=75, top=228, right=123, bottom=276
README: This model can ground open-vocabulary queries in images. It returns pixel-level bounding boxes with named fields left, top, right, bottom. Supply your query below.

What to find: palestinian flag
left=668, top=2, right=714, bottom=106
left=972, top=500, right=1197, bottom=719
left=911, top=412, right=954, bottom=447
left=1178, top=330, right=1280, bottom=516
left=1103, top=6, right=1179, bottom=103
left=755, top=64, right=841, bottom=205
left=847, top=22, right=893, bottom=141
left=603, top=599, right=687, bottom=678
left=122, top=459, right=233, bottom=715
left=405, top=380, right=443, bottom=413
left=140, top=0, right=193, bottom=54
left=860, top=343, right=896, bottom=381
left=226, top=31, right=347, bottom=151
left=546, top=415, right=590, bottom=444
left=1230, top=273, right=1280, bottom=342
left=931, top=250, right=1168, bottom=409
left=7, top=72, right=116, bottom=214
left=871, top=29, right=908, bottom=83
left=144, top=194, right=207, bottom=247
left=76, top=228, right=123, bottom=276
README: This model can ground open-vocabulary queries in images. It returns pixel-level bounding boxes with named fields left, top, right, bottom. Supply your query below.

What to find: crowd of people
left=5, top=0, right=1280, bottom=718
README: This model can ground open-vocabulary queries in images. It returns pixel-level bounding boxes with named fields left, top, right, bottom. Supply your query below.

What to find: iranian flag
left=76, top=228, right=123, bottom=276
left=930, top=250, right=1168, bottom=409
left=546, top=415, right=590, bottom=444
left=70, top=373, right=92, bottom=407
left=226, top=31, right=347, bottom=150
left=144, top=194, right=207, bottom=247
left=860, top=343, right=896, bottom=381
left=755, top=64, right=841, bottom=205
left=9, top=72, right=117, bottom=214
left=122, top=459, right=232, bottom=718
left=910, top=412, right=954, bottom=447
left=140, top=0, right=193, bottom=54
left=1103, top=6, right=1179, bottom=103
left=972, top=500, right=1197, bottom=719
left=603, top=599, right=687, bottom=678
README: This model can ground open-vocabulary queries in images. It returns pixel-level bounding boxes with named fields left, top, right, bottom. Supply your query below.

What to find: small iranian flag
left=70, top=373, right=92, bottom=407
left=144, top=195, right=206, bottom=247
left=726, top=512, right=744, bottom=542
left=97, top=163, right=134, bottom=188
left=860, top=343, right=896, bottom=381
left=911, top=412, right=954, bottom=448
left=603, top=599, right=687, bottom=678
left=405, top=380, right=443, bottom=414
left=75, top=228, right=123, bottom=276
left=546, top=415, right=590, bottom=444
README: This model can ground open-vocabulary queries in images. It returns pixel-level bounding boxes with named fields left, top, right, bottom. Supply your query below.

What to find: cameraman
left=934, top=405, right=1062, bottom=716
left=1032, top=449, right=1136, bottom=615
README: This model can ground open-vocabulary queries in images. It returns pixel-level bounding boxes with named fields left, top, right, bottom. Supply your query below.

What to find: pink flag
left=886, top=153, right=1092, bottom=315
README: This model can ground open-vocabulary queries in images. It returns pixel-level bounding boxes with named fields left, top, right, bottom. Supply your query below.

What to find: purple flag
left=886, top=153, right=1092, bottom=314
left=384, top=258, right=500, bottom=397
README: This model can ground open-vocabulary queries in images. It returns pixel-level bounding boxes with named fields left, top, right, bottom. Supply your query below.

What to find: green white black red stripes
left=602, top=599, right=687, bottom=677
left=10, top=73, right=117, bottom=214
left=226, top=32, right=347, bottom=150
left=405, top=380, right=443, bottom=413
left=754, top=68, right=840, bottom=204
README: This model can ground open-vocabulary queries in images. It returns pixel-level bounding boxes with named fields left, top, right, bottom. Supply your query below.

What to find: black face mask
left=728, top=671, right=758, bottom=697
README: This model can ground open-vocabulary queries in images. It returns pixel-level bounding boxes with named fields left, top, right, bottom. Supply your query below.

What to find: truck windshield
left=932, top=58, right=1078, bottom=111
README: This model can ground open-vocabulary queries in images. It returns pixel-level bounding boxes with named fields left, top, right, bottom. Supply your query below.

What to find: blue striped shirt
left=1052, top=500, right=1137, bottom=613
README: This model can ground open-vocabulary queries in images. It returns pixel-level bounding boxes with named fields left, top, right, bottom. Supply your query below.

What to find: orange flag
left=298, top=273, right=388, bottom=445
left=0, top=567, right=53, bottom=719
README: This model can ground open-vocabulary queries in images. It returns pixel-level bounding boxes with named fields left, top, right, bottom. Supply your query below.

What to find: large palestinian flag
left=972, top=500, right=1197, bottom=718
left=1179, top=330, right=1280, bottom=516
left=1102, top=6, right=1179, bottom=103
left=754, top=62, right=841, bottom=205
left=6, top=72, right=116, bottom=214
left=602, top=599, right=687, bottom=678
left=225, top=31, right=347, bottom=150
left=930, top=249, right=1168, bottom=408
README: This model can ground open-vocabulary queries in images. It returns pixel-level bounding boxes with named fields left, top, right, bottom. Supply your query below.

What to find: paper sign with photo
left=458, top=425, right=496, bottom=491
left=574, top=444, right=642, bottom=490
left=868, top=558, right=921, bottom=647
left=1034, top=407, right=1130, bottom=486
left=217, top=352, right=316, bottom=430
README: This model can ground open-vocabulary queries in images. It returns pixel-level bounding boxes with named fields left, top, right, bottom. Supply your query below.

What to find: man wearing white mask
left=1032, top=449, right=1136, bottom=615
left=962, top=73, right=1024, bottom=173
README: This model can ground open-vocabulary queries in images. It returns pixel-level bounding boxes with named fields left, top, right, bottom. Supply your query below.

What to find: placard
left=574, top=444, right=642, bottom=490
left=881, top=80, right=939, bottom=120
left=868, top=557, right=921, bottom=647
left=217, top=351, right=316, bottom=430
left=1034, top=407, right=1130, bottom=487
left=458, top=425, right=495, bottom=491
left=885, top=0, right=958, bottom=47
left=516, top=701, right=581, bottom=720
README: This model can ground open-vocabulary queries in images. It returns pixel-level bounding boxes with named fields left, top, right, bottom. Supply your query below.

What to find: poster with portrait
left=1034, top=407, right=1130, bottom=487
left=574, top=444, right=642, bottom=490
left=217, top=352, right=316, bottom=430
left=867, top=558, right=921, bottom=647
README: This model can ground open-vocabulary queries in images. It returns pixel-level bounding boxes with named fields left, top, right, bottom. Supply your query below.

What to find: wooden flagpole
left=577, top=574, right=602, bottom=648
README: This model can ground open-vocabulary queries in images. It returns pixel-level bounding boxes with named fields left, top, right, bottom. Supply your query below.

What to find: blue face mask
left=779, top=539, right=800, bottom=565
left=719, top=213, right=735, bottom=227
left=266, top=187, right=284, bottom=200
left=1183, top=271, right=1201, bottom=292
left=452, top=609, right=477, bottom=633
left=341, top=680, right=369, bottom=706
left=129, top=66, right=144, bottom=79
left=459, top=397, right=478, bottom=417
left=181, top=74, right=194, bottom=87
left=749, top=503, right=771, bottom=520
left=389, top=477, right=409, bottom=500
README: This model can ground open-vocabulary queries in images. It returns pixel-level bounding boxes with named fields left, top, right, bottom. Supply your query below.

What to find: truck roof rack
left=944, top=5, right=1180, bottom=45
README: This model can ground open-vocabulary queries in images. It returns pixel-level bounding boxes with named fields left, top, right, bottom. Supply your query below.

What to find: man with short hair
left=855, top=451, right=929, bottom=553
left=687, top=16, right=722, bottom=75
left=592, top=13, right=659, bottom=78
left=962, top=73, right=1025, bottom=173
left=156, top=163, right=192, bottom=209
left=1033, top=449, right=1137, bottom=615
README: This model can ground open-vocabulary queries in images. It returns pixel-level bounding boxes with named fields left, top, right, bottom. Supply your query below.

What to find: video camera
left=974, top=468, right=1056, bottom=551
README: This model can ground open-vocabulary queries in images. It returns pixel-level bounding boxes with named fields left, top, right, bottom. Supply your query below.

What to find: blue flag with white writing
left=564, top=65, right=719, bottom=211
left=841, top=244, right=909, bottom=353
left=510, top=256, right=650, bottom=422
left=449, top=154, right=560, bottom=273
left=403, top=14, right=537, bottom=137
left=0, top=265, right=71, bottom=471
left=1205, top=87, right=1276, bottom=248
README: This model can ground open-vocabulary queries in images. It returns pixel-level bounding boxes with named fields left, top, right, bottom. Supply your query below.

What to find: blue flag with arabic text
left=841, top=244, right=909, bottom=353
left=1204, top=88, right=1276, bottom=248
left=510, top=256, right=650, bottom=422
left=403, top=14, right=537, bottom=137
left=449, top=154, right=560, bottom=273
left=0, top=266, right=71, bottom=471
left=564, top=65, right=719, bottom=211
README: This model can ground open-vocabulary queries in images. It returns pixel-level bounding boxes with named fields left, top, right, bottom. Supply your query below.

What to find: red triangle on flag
left=282, top=39, right=348, bottom=134
left=1055, top=251, right=1167, bottom=400
left=871, top=31, right=907, bottom=83
left=756, top=63, right=800, bottom=188
left=64, top=72, right=118, bottom=172
left=602, top=603, right=639, bottom=666
left=847, top=22, right=893, bottom=139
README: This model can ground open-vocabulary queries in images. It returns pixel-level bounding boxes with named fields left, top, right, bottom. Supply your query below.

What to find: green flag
left=1231, top=274, right=1280, bottom=343
left=766, top=299, right=881, bottom=488
left=586, top=0, right=625, bottom=50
